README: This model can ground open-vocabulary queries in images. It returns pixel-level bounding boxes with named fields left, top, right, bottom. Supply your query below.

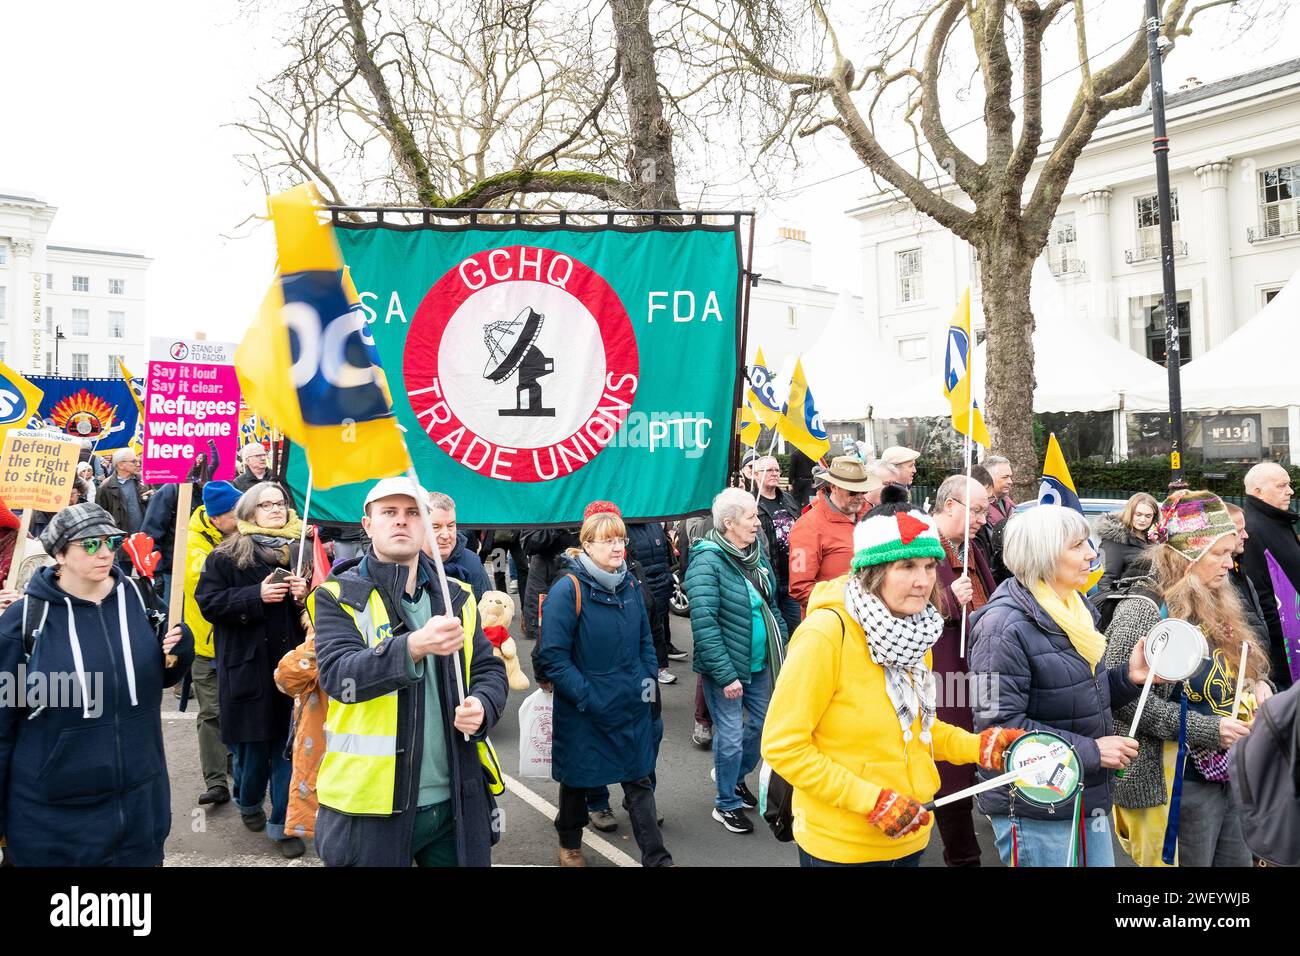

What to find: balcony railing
left=1247, top=223, right=1300, bottom=243
left=1048, top=258, right=1086, bottom=277
left=1124, top=240, right=1188, bottom=264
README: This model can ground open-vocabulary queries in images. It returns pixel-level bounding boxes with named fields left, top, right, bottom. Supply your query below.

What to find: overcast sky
left=4, top=0, right=1297, bottom=347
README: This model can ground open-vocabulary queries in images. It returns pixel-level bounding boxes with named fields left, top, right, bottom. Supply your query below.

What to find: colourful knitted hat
left=1150, top=490, right=1236, bottom=562
left=583, top=500, right=622, bottom=521
left=850, top=507, right=945, bottom=570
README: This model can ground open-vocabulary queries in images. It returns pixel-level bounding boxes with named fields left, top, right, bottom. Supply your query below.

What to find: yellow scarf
left=1030, top=581, right=1106, bottom=671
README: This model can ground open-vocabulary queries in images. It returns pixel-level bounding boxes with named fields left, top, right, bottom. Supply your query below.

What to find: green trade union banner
left=284, top=224, right=742, bottom=527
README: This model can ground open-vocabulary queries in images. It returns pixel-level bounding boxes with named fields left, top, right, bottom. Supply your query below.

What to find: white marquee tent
left=1126, top=264, right=1300, bottom=409
left=1125, top=265, right=1300, bottom=456
left=771, top=290, right=911, bottom=421
left=871, top=261, right=1164, bottom=429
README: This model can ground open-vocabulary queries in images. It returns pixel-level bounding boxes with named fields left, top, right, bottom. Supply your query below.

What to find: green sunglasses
left=76, top=535, right=125, bottom=555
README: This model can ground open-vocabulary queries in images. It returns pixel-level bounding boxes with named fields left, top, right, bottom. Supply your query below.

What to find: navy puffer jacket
left=968, top=577, right=1140, bottom=820
left=626, top=522, right=673, bottom=608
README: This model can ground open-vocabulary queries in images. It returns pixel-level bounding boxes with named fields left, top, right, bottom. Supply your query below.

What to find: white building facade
left=0, top=191, right=150, bottom=378
left=743, top=226, right=861, bottom=374
left=847, top=59, right=1300, bottom=454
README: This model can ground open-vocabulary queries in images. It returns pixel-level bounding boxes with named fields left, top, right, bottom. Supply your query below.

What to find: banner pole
left=294, top=462, right=313, bottom=577
left=960, top=428, right=972, bottom=659
left=5, top=510, right=33, bottom=591
left=165, top=482, right=193, bottom=667
left=406, top=465, right=470, bottom=741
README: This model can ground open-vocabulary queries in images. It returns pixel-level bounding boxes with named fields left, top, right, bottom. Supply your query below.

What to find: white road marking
left=162, top=711, right=197, bottom=720
left=502, top=773, right=638, bottom=867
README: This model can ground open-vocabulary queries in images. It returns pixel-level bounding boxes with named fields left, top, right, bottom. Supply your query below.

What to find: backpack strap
left=21, top=597, right=50, bottom=662
left=566, top=574, right=581, bottom=617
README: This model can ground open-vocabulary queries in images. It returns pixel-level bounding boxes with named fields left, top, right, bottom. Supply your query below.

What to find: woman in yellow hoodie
left=762, top=504, right=1024, bottom=866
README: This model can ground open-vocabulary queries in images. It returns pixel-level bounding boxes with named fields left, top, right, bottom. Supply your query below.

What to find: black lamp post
left=54, top=325, right=66, bottom=374
left=1145, top=0, right=1187, bottom=490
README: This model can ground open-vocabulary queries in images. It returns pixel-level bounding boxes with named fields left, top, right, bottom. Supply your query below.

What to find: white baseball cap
left=362, top=476, right=428, bottom=512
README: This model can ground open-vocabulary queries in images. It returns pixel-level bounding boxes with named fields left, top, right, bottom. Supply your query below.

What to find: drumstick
left=1230, top=641, right=1249, bottom=720
left=1126, top=636, right=1165, bottom=739
left=922, top=761, right=1060, bottom=811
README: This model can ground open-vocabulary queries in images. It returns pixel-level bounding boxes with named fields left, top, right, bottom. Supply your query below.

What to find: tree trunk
left=609, top=0, right=680, bottom=211
left=980, top=245, right=1039, bottom=502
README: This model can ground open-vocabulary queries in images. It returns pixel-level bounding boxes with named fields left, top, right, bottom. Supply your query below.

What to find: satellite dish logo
left=170, top=342, right=190, bottom=361
left=406, top=245, right=639, bottom=482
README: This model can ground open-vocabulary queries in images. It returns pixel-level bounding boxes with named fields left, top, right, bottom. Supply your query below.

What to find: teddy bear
left=479, top=590, right=530, bottom=691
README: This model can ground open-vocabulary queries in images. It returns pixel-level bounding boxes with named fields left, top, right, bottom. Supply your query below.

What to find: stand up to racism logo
left=405, top=245, right=640, bottom=483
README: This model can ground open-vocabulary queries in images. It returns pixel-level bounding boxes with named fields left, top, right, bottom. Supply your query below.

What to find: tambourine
left=924, top=730, right=1081, bottom=813
left=1144, top=619, right=1210, bottom=681
left=1124, top=618, right=1210, bottom=740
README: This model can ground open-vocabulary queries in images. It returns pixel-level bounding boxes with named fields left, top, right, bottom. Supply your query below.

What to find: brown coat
left=275, top=627, right=326, bottom=841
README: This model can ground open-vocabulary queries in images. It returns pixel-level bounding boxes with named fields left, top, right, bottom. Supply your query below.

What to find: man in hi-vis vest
left=310, top=477, right=508, bottom=867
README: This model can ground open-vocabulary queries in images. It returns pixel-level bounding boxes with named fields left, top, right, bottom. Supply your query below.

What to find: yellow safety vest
left=307, top=576, right=505, bottom=816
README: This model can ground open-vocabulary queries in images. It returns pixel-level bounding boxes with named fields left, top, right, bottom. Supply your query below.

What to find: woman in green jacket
left=684, top=488, right=788, bottom=835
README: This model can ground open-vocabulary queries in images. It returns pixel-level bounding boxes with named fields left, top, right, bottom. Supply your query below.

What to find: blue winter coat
left=0, top=566, right=194, bottom=866
left=443, top=533, right=491, bottom=601
left=626, top=522, right=674, bottom=608
left=968, top=578, right=1140, bottom=820
left=536, top=556, right=658, bottom=788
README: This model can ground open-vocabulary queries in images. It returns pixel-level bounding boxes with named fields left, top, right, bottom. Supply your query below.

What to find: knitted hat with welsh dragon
left=850, top=503, right=946, bottom=571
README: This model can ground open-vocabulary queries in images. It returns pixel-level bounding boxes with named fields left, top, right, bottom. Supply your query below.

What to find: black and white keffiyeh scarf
left=844, top=576, right=944, bottom=744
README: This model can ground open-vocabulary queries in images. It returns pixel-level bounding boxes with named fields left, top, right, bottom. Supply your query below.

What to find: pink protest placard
left=142, top=337, right=242, bottom=484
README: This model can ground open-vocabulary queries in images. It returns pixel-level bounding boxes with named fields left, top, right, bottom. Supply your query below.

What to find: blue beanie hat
left=202, top=480, right=241, bottom=517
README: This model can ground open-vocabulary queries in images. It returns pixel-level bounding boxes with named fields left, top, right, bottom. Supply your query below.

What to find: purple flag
left=1264, top=549, right=1300, bottom=686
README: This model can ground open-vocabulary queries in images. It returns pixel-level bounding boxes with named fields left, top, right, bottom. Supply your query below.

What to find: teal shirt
left=402, top=587, right=452, bottom=808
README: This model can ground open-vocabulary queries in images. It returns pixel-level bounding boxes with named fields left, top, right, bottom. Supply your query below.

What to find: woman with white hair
left=684, top=488, right=788, bottom=834
left=969, top=505, right=1154, bottom=866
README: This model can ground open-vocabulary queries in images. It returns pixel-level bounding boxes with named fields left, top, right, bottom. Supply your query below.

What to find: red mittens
left=867, top=789, right=931, bottom=839
left=978, top=727, right=1028, bottom=771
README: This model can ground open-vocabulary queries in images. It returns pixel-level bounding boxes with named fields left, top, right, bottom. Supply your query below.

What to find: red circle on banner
left=405, top=245, right=639, bottom=482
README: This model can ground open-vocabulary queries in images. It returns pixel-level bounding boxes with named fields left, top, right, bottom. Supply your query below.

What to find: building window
left=1258, top=163, right=1300, bottom=239
left=1269, top=427, right=1289, bottom=446
left=0, top=245, right=7, bottom=266
left=1144, top=299, right=1192, bottom=366
left=71, top=275, right=90, bottom=293
left=1132, top=192, right=1180, bottom=261
left=45, top=306, right=53, bottom=333
left=109, top=278, right=125, bottom=295
left=46, top=272, right=53, bottom=290
left=70, top=308, right=90, bottom=336
left=0, top=288, right=5, bottom=325
left=45, top=353, right=54, bottom=374
left=108, top=311, right=126, bottom=338
left=970, top=247, right=981, bottom=293
left=71, top=353, right=89, bottom=377
left=0, top=343, right=5, bottom=363
left=896, top=249, right=924, bottom=304
left=786, top=305, right=798, bottom=329
left=1047, top=214, right=1082, bottom=275
left=897, top=335, right=929, bottom=362
left=1264, top=288, right=1282, bottom=306
left=107, top=353, right=125, bottom=375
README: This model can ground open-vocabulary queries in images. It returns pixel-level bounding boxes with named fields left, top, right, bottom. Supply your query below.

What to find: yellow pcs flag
left=236, top=184, right=410, bottom=490
left=1038, top=433, right=1104, bottom=592
left=736, top=404, right=760, bottom=447
left=944, top=288, right=991, bottom=448
left=745, top=348, right=784, bottom=430
left=776, top=358, right=830, bottom=461
left=0, top=361, right=44, bottom=427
